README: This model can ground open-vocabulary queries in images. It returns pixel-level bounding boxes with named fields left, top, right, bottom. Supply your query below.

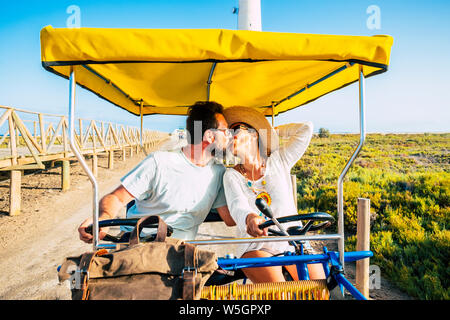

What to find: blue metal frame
left=216, top=247, right=372, bottom=300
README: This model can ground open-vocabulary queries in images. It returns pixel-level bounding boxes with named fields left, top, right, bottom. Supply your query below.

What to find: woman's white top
left=223, top=122, right=314, bottom=258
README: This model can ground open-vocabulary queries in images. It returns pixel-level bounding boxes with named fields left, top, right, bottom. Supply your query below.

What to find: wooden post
left=8, top=115, right=21, bottom=216
left=38, top=113, right=46, bottom=153
left=101, top=122, right=105, bottom=141
left=92, top=154, right=98, bottom=177
left=61, top=160, right=70, bottom=192
left=108, top=150, right=114, bottom=169
left=16, top=127, right=20, bottom=147
left=92, top=121, right=97, bottom=154
left=78, top=119, right=83, bottom=149
left=62, top=117, right=68, bottom=158
left=122, top=148, right=126, bottom=161
left=9, top=170, right=21, bottom=216
left=356, top=198, right=371, bottom=299
left=291, top=174, right=298, bottom=211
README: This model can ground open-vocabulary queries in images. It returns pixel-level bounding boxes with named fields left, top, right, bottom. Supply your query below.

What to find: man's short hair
left=186, top=101, right=224, bottom=144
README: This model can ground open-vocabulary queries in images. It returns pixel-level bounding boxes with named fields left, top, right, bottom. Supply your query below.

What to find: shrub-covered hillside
left=292, top=133, right=449, bottom=300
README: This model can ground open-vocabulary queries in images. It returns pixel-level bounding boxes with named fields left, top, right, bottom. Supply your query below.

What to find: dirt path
left=0, top=141, right=411, bottom=300
left=0, top=150, right=152, bottom=299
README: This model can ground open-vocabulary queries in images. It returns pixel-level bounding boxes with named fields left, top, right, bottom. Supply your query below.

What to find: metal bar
left=297, top=262, right=310, bottom=280
left=337, top=66, right=366, bottom=270
left=217, top=250, right=371, bottom=269
left=206, top=62, right=217, bottom=101
left=218, top=254, right=329, bottom=269
left=138, top=100, right=148, bottom=156
left=187, top=234, right=342, bottom=245
left=342, top=250, right=373, bottom=262
left=334, top=272, right=367, bottom=300
left=271, top=103, right=275, bottom=126
left=96, top=243, right=116, bottom=249
left=274, top=63, right=353, bottom=109
left=67, top=69, right=100, bottom=250
left=81, top=65, right=140, bottom=107
left=139, top=100, right=143, bottom=147
left=264, top=213, right=301, bottom=251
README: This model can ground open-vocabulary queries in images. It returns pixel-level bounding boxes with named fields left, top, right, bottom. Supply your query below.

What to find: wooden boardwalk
left=0, top=105, right=170, bottom=216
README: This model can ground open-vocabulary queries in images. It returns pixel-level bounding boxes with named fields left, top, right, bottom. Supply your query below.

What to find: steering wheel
left=258, top=212, right=335, bottom=236
left=85, top=218, right=173, bottom=243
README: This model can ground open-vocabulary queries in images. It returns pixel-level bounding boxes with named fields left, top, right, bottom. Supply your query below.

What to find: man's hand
left=78, top=218, right=110, bottom=244
left=78, top=185, right=134, bottom=243
left=246, top=213, right=268, bottom=237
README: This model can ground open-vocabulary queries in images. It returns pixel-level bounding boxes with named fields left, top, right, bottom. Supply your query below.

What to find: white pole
left=238, top=0, right=261, bottom=31
left=68, top=69, right=100, bottom=249
left=337, top=67, right=366, bottom=272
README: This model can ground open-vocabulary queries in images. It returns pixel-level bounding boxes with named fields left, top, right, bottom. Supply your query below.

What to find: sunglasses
left=214, top=128, right=232, bottom=137
left=230, top=122, right=257, bottom=136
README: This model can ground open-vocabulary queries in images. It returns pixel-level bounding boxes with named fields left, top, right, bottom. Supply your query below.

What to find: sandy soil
left=0, top=149, right=151, bottom=299
left=0, top=140, right=412, bottom=300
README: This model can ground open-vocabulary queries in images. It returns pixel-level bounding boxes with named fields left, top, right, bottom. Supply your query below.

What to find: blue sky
left=0, top=0, right=449, bottom=133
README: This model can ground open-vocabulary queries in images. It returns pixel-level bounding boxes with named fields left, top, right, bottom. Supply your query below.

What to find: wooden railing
left=0, top=105, right=170, bottom=215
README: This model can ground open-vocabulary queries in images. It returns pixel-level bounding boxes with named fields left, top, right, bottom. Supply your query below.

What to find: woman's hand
left=246, top=213, right=268, bottom=237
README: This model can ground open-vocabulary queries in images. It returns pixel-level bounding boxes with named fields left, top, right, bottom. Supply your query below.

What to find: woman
left=222, top=106, right=325, bottom=283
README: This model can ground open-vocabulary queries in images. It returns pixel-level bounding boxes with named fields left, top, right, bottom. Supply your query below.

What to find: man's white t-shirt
left=120, top=149, right=227, bottom=240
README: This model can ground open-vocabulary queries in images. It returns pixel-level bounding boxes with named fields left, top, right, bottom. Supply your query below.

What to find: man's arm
left=216, top=205, right=236, bottom=226
left=78, top=185, right=134, bottom=243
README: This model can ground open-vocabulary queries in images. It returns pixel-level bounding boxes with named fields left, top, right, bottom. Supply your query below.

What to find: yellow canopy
left=40, top=26, right=393, bottom=116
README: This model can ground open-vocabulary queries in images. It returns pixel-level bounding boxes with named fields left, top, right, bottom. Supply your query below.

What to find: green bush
left=293, top=133, right=450, bottom=300
left=318, top=127, right=331, bottom=138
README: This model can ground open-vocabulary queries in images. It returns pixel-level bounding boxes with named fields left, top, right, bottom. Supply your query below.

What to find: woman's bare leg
left=307, top=263, right=326, bottom=280
left=241, top=250, right=285, bottom=283
left=241, top=251, right=326, bottom=283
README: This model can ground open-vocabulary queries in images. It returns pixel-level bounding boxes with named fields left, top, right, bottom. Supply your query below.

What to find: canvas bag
left=58, top=215, right=218, bottom=300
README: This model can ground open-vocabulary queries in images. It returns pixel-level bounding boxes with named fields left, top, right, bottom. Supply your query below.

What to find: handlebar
left=258, top=212, right=335, bottom=236
left=85, top=218, right=173, bottom=243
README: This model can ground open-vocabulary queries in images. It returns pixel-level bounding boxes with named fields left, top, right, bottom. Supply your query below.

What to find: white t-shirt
left=120, top=149, right=227, bottom=240
left=223, top=122, right=314, bottom=258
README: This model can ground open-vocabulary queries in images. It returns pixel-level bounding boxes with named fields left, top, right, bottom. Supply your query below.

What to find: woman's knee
left=241, top=250, right=285, bottom=283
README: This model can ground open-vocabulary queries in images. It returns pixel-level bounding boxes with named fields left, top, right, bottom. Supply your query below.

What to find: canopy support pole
left=140, top=100, right=143, bottom=147
left=337, top=66, right=366, bottom=271
left=271, top=103, right=275, bottom=126
left=68, top=69, right=100, bottom=250
left=206, top=62, right=217, bottom=101
left=139, top=100, right=148, bottom=156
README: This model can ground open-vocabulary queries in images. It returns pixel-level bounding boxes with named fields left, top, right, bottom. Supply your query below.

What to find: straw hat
left=223, top=106, right=279, bottom=157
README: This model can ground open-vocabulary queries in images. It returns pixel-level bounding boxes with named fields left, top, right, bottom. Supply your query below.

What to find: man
left=78, top=101, right=236, bottom=243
